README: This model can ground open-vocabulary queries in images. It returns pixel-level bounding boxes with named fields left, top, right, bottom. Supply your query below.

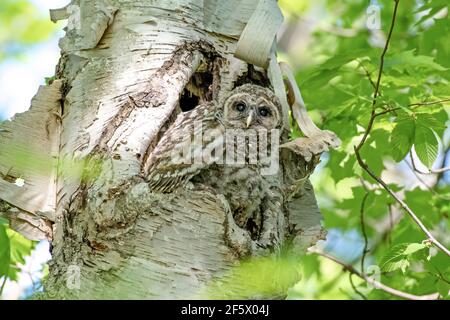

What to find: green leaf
left=202, top=253, right=302, bottom=299
left=437, top=281, right=450, bottom=299
left=380, top=243, right=409, bottom=272
left=314, top=50, right=368, bottom=71
left=415, top=112, right=448, bottom=137
left=405, top=188, right=438, bottom=223
left=415, top=0, right=448, bottom=26
left=385, top=50, right=447, bottom=73
left=0, top=225, right=11, bottom=277
left=328, top=150, right=356, bottom=183
left=403, top=243, right=427, bottom=255
left=7, top=229, right=34, bottom=266
left=380, top=243, right=427, bottom=273
left=382, top=257, right=410, bottom=274
left=414, top=125, right=438, bottom=168
left=390, top=115, right=415, bottom=162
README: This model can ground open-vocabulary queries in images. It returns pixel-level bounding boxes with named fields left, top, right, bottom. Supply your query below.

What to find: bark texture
left=0, top=0, right=328, bottom=299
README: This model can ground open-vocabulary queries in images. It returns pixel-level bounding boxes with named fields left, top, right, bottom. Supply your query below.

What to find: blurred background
left=0, top=0, right=68, bottom=299
left=0, top=0, right=449, bottom=299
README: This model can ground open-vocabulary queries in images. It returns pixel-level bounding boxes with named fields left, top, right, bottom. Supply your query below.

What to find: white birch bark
left=0, top=0, right=328, bottom=299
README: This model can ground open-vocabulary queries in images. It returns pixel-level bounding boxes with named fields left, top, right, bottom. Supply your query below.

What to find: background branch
left=349, top=273, right=368, bottom=300
left=308, top=247, right=441, bottom=300
left=355, top=150, right=450, bottom=256
left=355, top=0, right=400, bottom=152
left=374, top=99, right=450, bottom=117
left=410, top=149, right=450, bottom=175
left=353, top=0, right=450, bottom=257
left=359, top=191, right=369, bottom=274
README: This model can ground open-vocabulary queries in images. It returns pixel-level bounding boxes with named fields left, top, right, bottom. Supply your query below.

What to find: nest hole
left=179, top=90, right=199, bottom=112
left=179, top=71, right=213, bottom=112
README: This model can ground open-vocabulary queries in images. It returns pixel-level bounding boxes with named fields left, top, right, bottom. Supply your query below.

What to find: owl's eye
left=234, top=101, right=247, bottom=112
left=258, top=107, right=271, bottom=117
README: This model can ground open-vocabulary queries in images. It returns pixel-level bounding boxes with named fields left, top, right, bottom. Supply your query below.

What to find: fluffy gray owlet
left=145, top=84, right=283, bottom=238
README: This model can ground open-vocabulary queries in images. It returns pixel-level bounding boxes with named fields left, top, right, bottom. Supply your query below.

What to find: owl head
left=221, top=84, right=282, bottom=130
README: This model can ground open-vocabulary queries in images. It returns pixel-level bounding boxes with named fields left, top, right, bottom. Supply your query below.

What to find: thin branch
left=357, top=60, right=378, bottom=92
left=436, top=147, right=450, bottom=184
left=435, top=270, right=450, bottom=285
left=349, top=273, right=367, bottom=300
left=409, top=99, right=450, bottom=108
left=0, top=276, right=6, bottom=296
left=355, top=149, right=450, bottom=257
left=355, top=0, right=400, bottom=152
left=309, top=247, right=441, bottom=300
left=387, top=204, right=394, bottom=245
left=360, top=192, right=369, bottom=274
left=353, top=0, right=450, bottom=257
left=371, top=1, right=399, bottom=109
left=405, top=153, right=450, bottom=201
left=374, top=98, right=450, bottom=118
left=354, top=100, right=376, bottom=153
left=407, top=154, right=439, bottom=191
left=368, top=204, right=403, bottom=256
left=410, top=150, right=450, bottom=175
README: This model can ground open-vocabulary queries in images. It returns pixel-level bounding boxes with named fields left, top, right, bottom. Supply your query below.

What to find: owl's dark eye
left=234, top=101, right=247, bottom=112
left=258, top=107, right=271, bottom=117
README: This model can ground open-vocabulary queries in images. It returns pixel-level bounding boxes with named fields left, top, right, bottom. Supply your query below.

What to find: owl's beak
left=246, top=111, right=254, bottom=128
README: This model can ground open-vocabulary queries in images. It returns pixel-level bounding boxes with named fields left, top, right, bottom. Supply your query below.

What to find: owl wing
left=146, top=103, right=221, bottom=193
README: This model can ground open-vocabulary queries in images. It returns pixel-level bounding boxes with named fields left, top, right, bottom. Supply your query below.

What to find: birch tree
left=0, top=0, right=340, bottom=299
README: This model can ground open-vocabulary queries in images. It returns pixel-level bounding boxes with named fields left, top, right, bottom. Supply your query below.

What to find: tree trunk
left=0, top=0, right=331, bottom=299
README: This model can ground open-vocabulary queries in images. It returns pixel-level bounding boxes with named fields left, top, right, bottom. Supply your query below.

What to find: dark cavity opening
left=246, top=218, right=260, bottom=241
left=179, top=90, right=199, bottom=112
left=179, top=71, right=214, bottom=112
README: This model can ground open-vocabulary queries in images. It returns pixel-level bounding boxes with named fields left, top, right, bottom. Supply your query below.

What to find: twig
left=436, top=148, right=450, bottom=184
left=353, top=0, right=450, bottom=257
left=409, top=99, right=450, bottom=107
left=405, top=153, right=450, bottom=201
left=387, top=204, right=394, bottom=245
left=368, top=204, right=403, bottom=256
left=355, top=150, right=450, bottom=257
left=0, top=276, right=6, bottom=296
left=371, top=2, right=399, bottom=109
left=375, top=99, right=450, bottom=118
left=360, top=192, right=369, bottom=274
left=355, top=0, right=400, bottom=152
left=410, top=150, right=450, bottom=175
left=308, top=247, right=441, bottom=300
left=349, top=273, right=367, bottom=300
left=434, top=269, right=450, bottom=285
left=358, top=60, right=378, bottom=92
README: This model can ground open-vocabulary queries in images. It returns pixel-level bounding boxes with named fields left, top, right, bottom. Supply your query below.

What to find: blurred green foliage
left=0, top=0, right=57, bottom=61
left=202, top=252, right=302, bottom=299
left=279, top=0, right=450, bottom=299
left=0, top=218, right=35, bottom=294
